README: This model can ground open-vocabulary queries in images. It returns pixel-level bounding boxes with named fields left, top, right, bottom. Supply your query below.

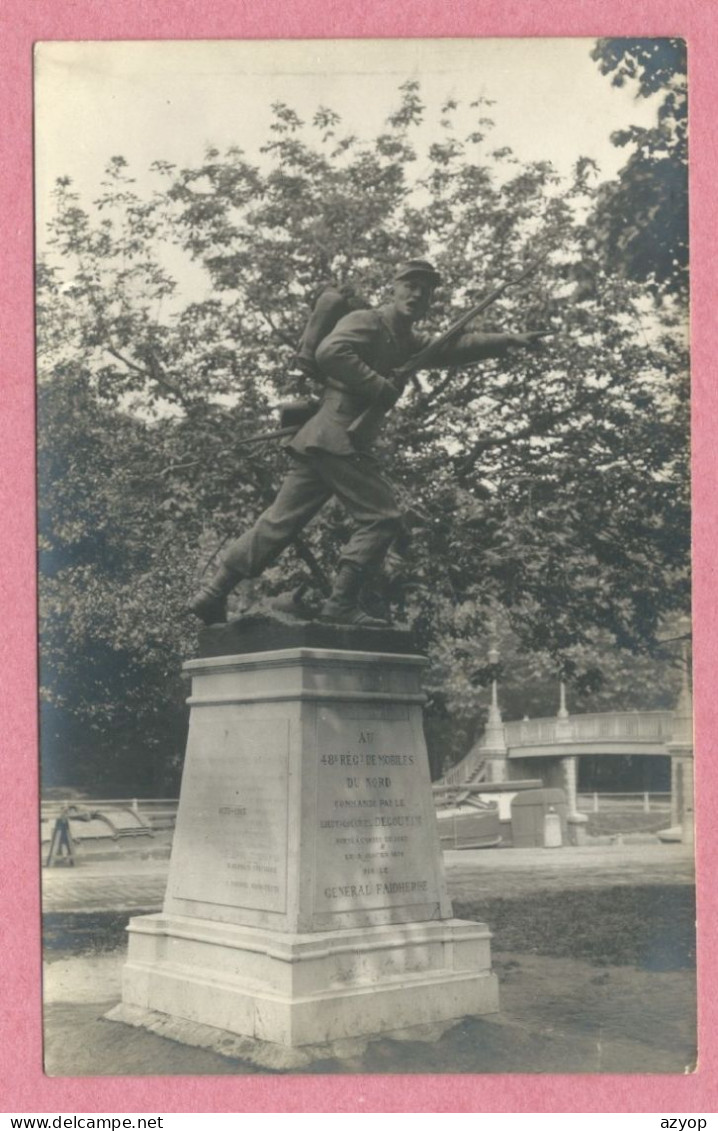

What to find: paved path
left=43, top=870, right=167, bottom=913
left=447, top=841, right=695, bottom=901
left=41, top=842, right=696, bottom=1076
left=42, top=842, right=694, bottom=914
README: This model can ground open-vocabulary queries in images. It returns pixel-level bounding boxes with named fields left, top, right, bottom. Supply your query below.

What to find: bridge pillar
left=560, top=755, right=578, bottom=813
left=559, top=755, right=588, bottom=842
left=669, top=756, right=694, bottom=847
left=553, top=683, right=587, bottom=839
left=667, top=649, right=694, bottom=846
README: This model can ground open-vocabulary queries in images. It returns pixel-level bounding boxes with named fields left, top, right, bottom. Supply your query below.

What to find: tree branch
left=106, top=345, right=193, bottom=409
left=454, top=396, right=592, bottom=481
left=292, top=536, right=331, bottom=595
left=256, top=302, right=298, bottom=351
left=414, top=367, right=456, bottom=412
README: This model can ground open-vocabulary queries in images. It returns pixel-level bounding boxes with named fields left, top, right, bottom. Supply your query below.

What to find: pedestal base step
left=119, top=913, right=498, bottom=1048
left=105, top=1002, right=466, bottom=1071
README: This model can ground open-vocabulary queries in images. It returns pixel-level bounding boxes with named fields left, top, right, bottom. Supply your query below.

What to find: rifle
left=233, top=423, right=299, bottom=449
left=346, top=257, right=548, bottom=443
left=230, top=399, right=321, bottom=450
left=229, top=257, right=548, bottom=450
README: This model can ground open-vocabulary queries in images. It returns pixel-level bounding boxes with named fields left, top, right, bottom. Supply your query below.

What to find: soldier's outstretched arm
left=430, top=329, right=552, bottom=366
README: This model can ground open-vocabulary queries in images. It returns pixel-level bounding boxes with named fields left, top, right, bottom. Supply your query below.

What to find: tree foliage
left=590, top=38, right=688, bottom=299
left=37, top=79, right=690, bottom=789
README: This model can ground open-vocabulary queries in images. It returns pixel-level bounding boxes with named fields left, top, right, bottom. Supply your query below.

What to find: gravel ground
left=42, top=946, right=696, bottom=1076
left=42, top=847, right=697, bottom=1076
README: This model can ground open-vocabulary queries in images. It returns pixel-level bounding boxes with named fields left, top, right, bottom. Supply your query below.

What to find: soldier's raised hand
left=389, top=368, right=410, bottom=394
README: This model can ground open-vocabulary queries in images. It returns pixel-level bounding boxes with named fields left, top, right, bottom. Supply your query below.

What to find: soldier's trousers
left=222, top=450, right=403, bottom=579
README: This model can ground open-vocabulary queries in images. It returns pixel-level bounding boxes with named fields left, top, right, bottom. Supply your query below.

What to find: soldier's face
left=393, top=277, right=433, bottom=321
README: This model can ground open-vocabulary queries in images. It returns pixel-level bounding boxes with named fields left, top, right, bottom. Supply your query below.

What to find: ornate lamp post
left=479, top=633, right=509, bottom=783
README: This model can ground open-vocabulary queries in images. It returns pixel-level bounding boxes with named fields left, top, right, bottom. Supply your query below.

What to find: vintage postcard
left=3, top=9, right=715, bottom=1112
left=33, top=36, right=696, bottom=1082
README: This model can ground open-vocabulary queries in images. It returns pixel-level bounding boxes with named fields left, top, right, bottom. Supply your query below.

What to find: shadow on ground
left=42, top=883, right=697, bottom=1076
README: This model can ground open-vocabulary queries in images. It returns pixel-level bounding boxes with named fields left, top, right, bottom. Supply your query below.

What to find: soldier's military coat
left=289, top=305, right=510, bottom=456
left=222, top=302, right=512, bottom=580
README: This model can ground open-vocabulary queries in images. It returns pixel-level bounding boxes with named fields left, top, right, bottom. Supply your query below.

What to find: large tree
left=590, top=38, right=688, bottom=299
left=37, top=79, right=690, bottom=789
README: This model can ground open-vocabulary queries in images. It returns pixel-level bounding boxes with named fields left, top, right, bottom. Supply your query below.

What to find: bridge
left=439, top=708, right=677, bottom=787
left=503, top=709, right=675, bottom=758
left=436, top=673, right=693, bottom=843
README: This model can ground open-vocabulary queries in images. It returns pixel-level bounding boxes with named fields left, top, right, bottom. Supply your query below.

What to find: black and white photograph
left=35, top=37, right=694, bottom=1076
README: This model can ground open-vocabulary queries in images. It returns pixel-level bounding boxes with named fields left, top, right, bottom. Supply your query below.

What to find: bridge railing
left=504, top=710, right=674, bottom=748
left=439, top=753, right=488, bottom=788
left=504, top=718, right=559, bottom=745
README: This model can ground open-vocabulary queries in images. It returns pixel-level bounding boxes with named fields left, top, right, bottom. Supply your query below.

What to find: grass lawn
left=455, top=884, right=695, bottom=969
left=44, top=883, right=695, bottom=971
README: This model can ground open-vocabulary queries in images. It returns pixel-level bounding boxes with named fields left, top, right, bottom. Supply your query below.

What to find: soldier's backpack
left=295, top=283, right=370, bottom=376
left=279, top=284, right=370, bottom=429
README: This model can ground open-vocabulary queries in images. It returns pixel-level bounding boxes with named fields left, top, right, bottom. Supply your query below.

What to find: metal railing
left=41, top=797, right=180, bottom=829
left=42, top=786, right=673, bottom=824
left=576, top=791, right=671, bottom=814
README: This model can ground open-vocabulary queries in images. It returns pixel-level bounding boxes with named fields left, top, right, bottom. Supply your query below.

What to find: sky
left=34, top=37, right=661, bottom=240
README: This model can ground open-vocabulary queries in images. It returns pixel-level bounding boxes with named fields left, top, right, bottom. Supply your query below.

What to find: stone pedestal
left=115, top=627, right=498, bottom=1049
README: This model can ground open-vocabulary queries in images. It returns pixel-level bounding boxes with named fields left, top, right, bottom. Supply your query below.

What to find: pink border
left=2, top=0, right=716, bottom=1113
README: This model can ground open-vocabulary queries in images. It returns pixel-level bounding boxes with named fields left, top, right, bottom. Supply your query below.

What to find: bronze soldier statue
left=189, top=259, right=546, bottom=628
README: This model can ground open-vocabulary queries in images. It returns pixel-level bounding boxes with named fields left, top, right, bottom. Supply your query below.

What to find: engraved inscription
left=314, top=707, right=439, bottom=914
left=169, top=714, right=289, bottom=912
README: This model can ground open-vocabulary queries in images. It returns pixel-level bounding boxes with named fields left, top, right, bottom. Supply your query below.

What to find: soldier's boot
left=188, top=563, right=243, bottom=626
left=319, top=563, right=390, bottom=628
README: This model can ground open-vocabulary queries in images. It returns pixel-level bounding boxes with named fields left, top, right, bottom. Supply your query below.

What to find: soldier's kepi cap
left=393, top=258, right=442, bottom=287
